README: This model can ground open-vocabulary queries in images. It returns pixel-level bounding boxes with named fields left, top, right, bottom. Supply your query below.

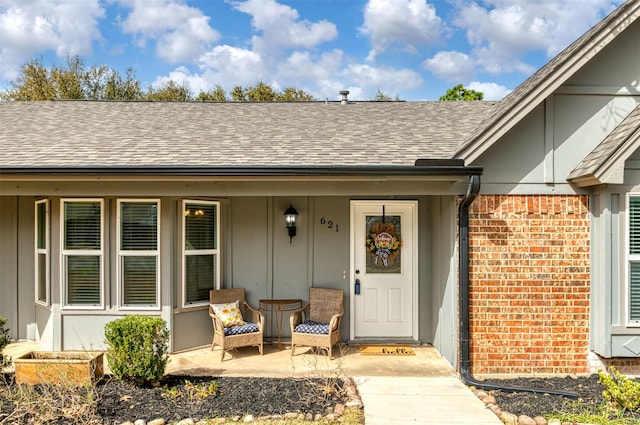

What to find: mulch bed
left=482, top=375, right=640, bottom=421
left=0, top=373, right=347, bottom=424
left=4, top=372, right=640, bottom=423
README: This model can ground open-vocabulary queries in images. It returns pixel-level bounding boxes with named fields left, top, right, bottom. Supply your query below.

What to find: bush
left=0, top=316, right=10, bottom=367
left=104, top=315, right=170, bottom=387
left=598, top=366, right=640, bottom=411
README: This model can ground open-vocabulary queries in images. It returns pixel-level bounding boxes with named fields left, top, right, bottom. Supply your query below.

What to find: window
left=62, top=199, right=103, bottom=308
left=183, top=200, right=219, bottom=306
left=629, top=195, right=640, bottom=322
left=118, top=200, right=160, bottom=309
left=35, top=199, right=49, bottom=305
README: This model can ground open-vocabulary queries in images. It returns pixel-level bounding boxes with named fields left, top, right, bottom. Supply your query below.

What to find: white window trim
left=116, top=199, right=161, bottom=311
left=35, top=199, right=49, bottom=306
left=60, top=198, right=105, bottom=310
left=182, top=199, right=220, bottom=308
left=627, top=193, right=640, bottom=325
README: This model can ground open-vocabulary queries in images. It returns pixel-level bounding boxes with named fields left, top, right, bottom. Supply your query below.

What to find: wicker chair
left=209, top=288, right=264, bottom=361
left=289, top=287, right=344, bottom=359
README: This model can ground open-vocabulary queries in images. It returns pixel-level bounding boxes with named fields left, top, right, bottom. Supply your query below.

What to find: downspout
left=458, top=174, right=577, bottom=398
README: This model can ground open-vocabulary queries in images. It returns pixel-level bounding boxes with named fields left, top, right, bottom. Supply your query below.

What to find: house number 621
left=319, top=217, right=339, bottom=232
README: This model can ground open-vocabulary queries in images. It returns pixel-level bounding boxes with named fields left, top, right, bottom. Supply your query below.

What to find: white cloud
left=341, top=64, right=423, bottom=96
left=359, top=0, right=443, bottom=61
left=232, top=0, right=337, bottom=55
left=0, top=0, right=104, bottom=79
left=453, top=0, right=622, bottom=75
left=423, top=51, right=475, bottom=82
left=116, top=0, right=219, bottom=63
left=277, top=50, right=343, bottom=82
left=197, top=45, right=265, bottom=87
left=467, top=81, right=510, bottom=101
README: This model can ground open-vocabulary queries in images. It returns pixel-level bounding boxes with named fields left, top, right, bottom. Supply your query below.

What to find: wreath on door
left=366, top=222, right=401, bottom=268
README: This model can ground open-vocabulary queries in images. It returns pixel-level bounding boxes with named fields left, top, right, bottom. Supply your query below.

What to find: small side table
left=259, top=299, right=303, bottom=350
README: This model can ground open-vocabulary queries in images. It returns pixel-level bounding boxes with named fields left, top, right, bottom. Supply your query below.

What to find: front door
left=350, top=200, right=418, bottom=340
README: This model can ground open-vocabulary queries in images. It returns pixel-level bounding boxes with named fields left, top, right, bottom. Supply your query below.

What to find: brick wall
left=468, top=194, right=590, bottom=376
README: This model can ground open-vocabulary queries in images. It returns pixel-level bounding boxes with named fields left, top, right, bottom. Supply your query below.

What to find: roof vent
left=340, top=90, right=349, bottom=104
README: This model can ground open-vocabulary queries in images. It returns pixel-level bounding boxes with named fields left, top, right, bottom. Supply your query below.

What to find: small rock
left=314, top=413, right=323, bottom=421
left=499, top=410, right=518, bottom=425
left=346, top=399, right=363, bottom=408
left=148, top=419, right=166, bottom=425
left=175, top=419, right=194, bottom=425
left=119, top=422, right=135, bottom=425
left=518, top=415, right=536, bottom=425
left=482, top=395, right=497, bottom=404
left=547, top=419, right=561, bottom=425
left=243, top=414, right=254, bottom=422
left=488, top=403, right=502, bottom=415
left=325, top=413, right=337, bottom=421
left=333, top=403, right=345, bottom=415
left=533, top=416, right=547, bottom=425
left=134, top=420, right=146, bottom=425
left=475, top=390, right=489, bottom=398
left=284, top=412, right=299, bottom=419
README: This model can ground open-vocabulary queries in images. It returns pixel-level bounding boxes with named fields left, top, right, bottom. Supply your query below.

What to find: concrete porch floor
left=166, top=342, right=458, bottom=378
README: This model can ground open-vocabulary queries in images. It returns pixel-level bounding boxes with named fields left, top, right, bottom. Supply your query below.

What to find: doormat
left=358, top=345, right=415, bottom=356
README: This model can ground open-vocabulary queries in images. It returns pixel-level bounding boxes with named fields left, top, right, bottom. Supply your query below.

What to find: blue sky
left=0, top=0, right=626, bottom=101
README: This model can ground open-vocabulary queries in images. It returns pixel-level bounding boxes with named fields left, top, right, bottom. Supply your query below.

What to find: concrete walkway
left=355, top=376, right=501, bottom=424
left=4, top=341, right=502, bottom=424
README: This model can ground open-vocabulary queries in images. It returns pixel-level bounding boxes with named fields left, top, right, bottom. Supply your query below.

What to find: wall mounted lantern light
left=284, top=205, right=299, bottom=243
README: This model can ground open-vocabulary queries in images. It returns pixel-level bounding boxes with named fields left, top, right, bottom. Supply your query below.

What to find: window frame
left=60, top=198, right=105, bottom=310
left=116, top=199, right=161, bottom=311
left=627, top=193, right=640, bottom=325
left=182, top=199, right=220, bottom=308
left=35, top=199, right=50, bottom=306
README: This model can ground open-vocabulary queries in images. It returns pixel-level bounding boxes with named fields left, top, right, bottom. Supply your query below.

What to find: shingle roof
left=567, top=104, right=640, bottom=186
left=0, top=100, right=495, bottom=169
left=455, top=0, right=640, bottom=163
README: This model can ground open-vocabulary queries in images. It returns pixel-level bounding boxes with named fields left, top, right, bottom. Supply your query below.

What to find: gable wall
left=468, top=194, right=591, bottom=376
left=467, top=18, right=639, bottom=376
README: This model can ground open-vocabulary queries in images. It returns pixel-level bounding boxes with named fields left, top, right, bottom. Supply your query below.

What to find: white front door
left=350, top=200, right=418, bottom=340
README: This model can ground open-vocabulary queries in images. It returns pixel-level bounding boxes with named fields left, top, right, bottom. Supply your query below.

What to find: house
left=0, top=0, right=639, bottom=378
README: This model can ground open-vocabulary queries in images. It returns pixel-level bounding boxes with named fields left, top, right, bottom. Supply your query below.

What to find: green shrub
left=104, top=315, right=170, bottom=387
left=0, top=316, right=10, bottom=367
left=598, top=366, right=640, bottom=411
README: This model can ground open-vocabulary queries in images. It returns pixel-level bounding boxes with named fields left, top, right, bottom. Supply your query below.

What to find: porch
left=3, top=340, right=456, bottom=378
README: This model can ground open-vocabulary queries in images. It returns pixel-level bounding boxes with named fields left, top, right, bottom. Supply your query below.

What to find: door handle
left=354, top=279, right=361, bottom=295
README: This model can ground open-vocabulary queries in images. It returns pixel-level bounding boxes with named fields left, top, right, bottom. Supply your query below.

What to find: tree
left=373, top=89, right=400, bottom=101
left=145, top=80, right=192, bottom=101
left=1, top=57, right=316, bottom=102
left=102, top=67, right=143, bottom=100
left=196, top=85, right=228, bottom=101
left=439, top=84, right=484, bottom=101
left=1, top=56, right=143, bottom=101
left=277, top=86, right=315, bottom=101
left=1, top=58, right=56, bottom=101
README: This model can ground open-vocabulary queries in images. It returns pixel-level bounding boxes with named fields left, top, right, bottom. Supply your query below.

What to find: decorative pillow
left=211, top=301, right=246, bottom=327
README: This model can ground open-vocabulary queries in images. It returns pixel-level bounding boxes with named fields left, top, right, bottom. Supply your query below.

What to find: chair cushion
left=224, top=323, right=260, bottom=336
left=211, top=301, right=246, bottom=327
left=294, top=320, right=329, bottom=334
